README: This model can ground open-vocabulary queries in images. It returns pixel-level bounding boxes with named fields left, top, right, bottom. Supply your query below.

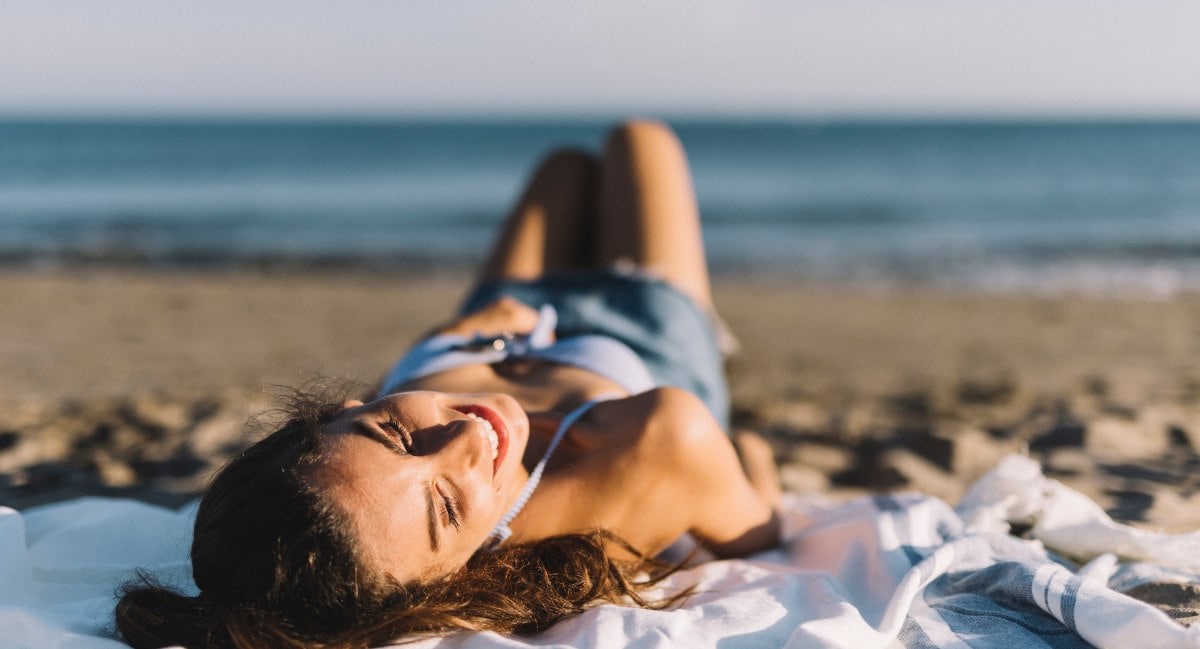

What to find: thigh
left=597, top=121, right=713, bottom=310
left=479, top=148, right=598, bottom=282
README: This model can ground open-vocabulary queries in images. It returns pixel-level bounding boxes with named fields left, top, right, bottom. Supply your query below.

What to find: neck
left=484, top=397, right=612, bottom=549
left=520, top=408, right=574, bottom=470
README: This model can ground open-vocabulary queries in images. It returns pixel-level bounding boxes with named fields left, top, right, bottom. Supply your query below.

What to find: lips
left=453, top=404, right=510, bottom=479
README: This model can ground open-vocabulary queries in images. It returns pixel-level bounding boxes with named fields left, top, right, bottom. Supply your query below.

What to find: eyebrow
left=426, top=488, right=439, bottom=552
left=351, top=421, right=406, bottom=455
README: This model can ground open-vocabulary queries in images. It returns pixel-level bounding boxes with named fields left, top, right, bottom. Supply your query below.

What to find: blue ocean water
left=2, top=118, right=1199, bottom=295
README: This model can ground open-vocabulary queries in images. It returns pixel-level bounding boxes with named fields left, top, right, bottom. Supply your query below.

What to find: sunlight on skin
left=308, top=392, right=531, bottom=582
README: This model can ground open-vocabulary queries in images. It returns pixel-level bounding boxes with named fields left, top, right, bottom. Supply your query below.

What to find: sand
left=2, top=268, right=1199, bottom=532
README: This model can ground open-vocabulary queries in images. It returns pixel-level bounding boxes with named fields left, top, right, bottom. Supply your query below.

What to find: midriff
left=394, top=358, right=631, bottom=415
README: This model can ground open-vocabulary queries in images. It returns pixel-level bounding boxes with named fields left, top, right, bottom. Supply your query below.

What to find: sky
left=2, top=0, right=1200, bottom=118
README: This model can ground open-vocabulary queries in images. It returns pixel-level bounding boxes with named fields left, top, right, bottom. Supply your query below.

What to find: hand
left=435, top=297, right=546, bottom=340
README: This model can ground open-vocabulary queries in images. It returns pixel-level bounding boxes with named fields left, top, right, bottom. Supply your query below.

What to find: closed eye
left=437, top=485, right=460, bottom=530
left=380, top=416, right=413, bottom=451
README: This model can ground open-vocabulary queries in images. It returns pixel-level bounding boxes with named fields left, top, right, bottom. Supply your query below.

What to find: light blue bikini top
left=377, top=305, right=657, bottom=396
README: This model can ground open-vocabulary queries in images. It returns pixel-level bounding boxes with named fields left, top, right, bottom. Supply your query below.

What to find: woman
left=115, top=120, right=782, bottom=648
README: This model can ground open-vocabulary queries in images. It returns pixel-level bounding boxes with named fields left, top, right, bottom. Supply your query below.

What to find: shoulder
left=518, top=388, right=712, bottom=549
left=566, top=388, right=729, bottom=553
left=589, top=386, right=717, bottom=438
left=639, top=386, right=721, bottom=447
left=587, top=387, right=727, bottom=476
left=542, top=389, right=778, bottom=558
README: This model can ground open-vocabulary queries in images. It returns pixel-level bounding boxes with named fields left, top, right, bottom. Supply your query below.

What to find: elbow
left=703, top=509, right=783, bottom=559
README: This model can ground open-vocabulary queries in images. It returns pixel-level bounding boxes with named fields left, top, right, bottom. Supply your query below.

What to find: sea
left=2, top=118, right=1199, bottom=296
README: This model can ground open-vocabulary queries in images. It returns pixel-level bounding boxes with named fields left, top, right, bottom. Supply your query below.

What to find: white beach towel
left=2, top=455, right=1198, bottom=649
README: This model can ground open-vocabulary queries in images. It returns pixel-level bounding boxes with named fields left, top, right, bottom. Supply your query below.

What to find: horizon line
left=4, top=108, right=1200, bottom=125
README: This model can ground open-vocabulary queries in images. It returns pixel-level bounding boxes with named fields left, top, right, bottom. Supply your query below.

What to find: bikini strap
left=481, top=393, right=620, bottom=551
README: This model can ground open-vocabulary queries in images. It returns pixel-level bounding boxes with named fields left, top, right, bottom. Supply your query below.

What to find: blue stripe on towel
left=1060, top=575, right=1083, bottom=632
left=922, top=561, right=1093, bottom=649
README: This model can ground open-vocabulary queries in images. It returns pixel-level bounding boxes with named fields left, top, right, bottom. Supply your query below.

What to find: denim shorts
left=460, top=271, right=730, bottom=431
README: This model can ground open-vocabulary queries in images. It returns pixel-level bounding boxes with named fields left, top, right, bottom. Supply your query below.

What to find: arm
left=428, top=296, right=544, bottom=339
left=641, top=389, right=781, bottom=558
left=682, top=425, right=781, bottom=558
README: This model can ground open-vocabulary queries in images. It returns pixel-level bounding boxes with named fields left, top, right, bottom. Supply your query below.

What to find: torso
left=397, top=358, right=631, bottom=414
left=508, top=389, right=698, bottom=556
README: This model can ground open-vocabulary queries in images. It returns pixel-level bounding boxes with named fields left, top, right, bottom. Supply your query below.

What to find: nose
left=432, top=420, right=488, bottom=471
left=395, top=393, right=487, bottom=470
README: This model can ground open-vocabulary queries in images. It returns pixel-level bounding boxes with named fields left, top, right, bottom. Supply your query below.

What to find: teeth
left=466, top=412, right=500, bottom=460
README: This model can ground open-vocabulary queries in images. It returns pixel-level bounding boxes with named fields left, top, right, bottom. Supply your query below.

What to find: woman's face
left=309, top=391, right=530, bottom=582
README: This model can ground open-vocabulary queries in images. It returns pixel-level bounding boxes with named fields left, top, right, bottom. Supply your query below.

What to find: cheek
left=468, top=483, right=504, bottom=529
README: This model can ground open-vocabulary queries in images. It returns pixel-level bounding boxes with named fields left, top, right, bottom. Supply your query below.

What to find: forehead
left=312, top=433, right=436, bottom=580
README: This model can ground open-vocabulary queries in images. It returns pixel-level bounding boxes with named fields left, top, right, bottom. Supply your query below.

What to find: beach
left=3, top=268, right=1198, bottom=540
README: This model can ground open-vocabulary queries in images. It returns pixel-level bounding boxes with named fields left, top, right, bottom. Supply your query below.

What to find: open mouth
left=453, top=404, right=509, bottom=478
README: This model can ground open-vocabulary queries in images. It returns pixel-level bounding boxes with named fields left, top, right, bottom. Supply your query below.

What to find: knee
left=604, top=119, right=682, bottom=154
left=532, top=147, right=598, bottom=182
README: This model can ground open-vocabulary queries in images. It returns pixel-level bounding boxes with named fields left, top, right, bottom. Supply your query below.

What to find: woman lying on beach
left=115, top=120, right=782, bottom=649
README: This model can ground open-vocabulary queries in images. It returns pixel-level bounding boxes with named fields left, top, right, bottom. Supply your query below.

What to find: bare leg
left=479, top=149, right=598, bottom=281
left=597, top=120, right=713, bottom=309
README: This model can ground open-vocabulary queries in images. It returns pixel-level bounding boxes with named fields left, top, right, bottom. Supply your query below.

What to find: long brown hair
left=114, top=392, right=688, bottom=649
